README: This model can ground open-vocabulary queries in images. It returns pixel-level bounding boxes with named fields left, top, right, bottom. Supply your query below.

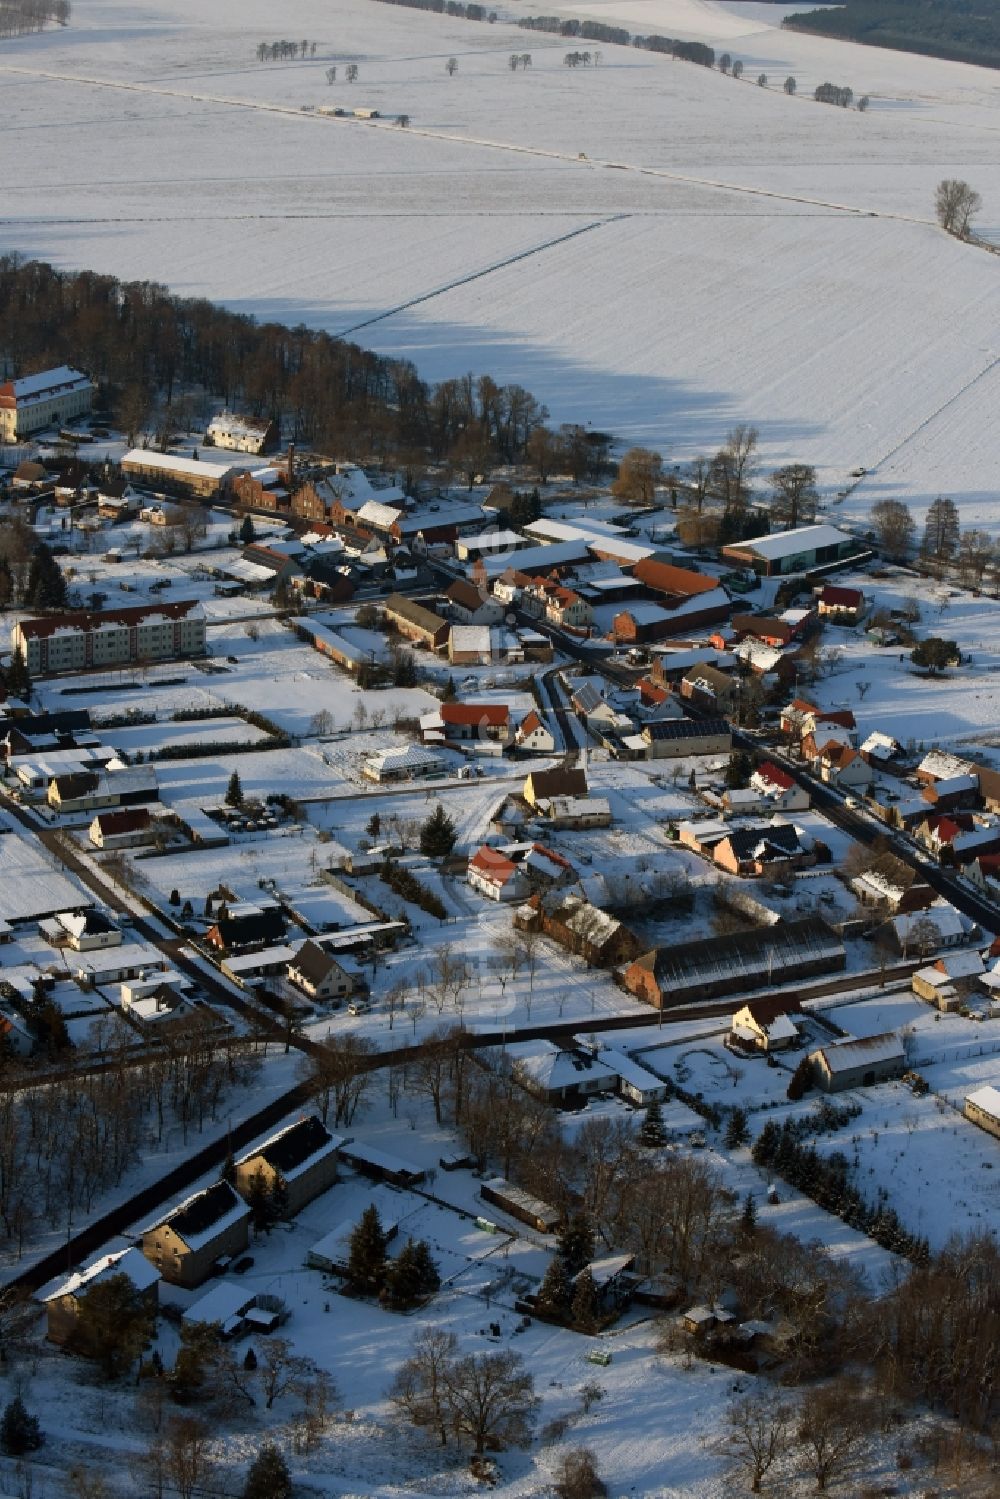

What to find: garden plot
left=131, top=824, right=350, bottom=910
left=636, top=1035, right=800, bottom=1112
left=804, top=1079, right=1000, bottom=1252
left=99, top=715, right=273, bottom=757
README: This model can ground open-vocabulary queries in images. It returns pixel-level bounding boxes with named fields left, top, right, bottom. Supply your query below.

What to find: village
left=0, top=364, right=1000, bottom=1495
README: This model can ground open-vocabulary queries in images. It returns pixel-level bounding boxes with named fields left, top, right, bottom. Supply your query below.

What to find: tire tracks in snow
left=332, top=214, right=625, bottom=337
left=844, top=349, right=1000, bottom=504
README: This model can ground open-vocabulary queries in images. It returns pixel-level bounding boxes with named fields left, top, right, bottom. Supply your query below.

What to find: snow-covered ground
left=3, top=0, right=1000, bottom=527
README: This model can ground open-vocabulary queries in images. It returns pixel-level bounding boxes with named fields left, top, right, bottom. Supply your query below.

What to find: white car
left=347, top=1000, right=370, bottom=1016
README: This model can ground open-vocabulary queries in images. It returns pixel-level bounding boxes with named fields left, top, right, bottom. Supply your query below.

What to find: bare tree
left=770, top=463, right=818, bottom=529
left=870, top=498, right=915, bottom=561
left=725, top=1395, right=791, bottom=1493
left=784, top=75, right=797, bottom=94
left=390, top=1326, right=458, bottom=1446
left=346, top=63, right=358, bottom=83
left=935, top=178, right=982, bottom=239
left=306, top=1034, right=376, bottom=1126
left=446, top=56, right=458, bottom=76
left=611, top=447, right=663, bottom=504
left=162, top=1417, right=212, bottom=1499
left=259, top=1336, right=312, bottom=1409
left=796, top=1377, right=874, bottom=1490
left=554, top=1446, right=607, bottom=1498
left=444, top=1349, right=539, bottom=1454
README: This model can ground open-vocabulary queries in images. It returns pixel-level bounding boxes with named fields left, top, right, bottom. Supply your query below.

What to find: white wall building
left=0, top=367, right=94, bottom=441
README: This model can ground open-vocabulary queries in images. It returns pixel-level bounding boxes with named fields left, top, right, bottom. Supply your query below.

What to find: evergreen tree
left=225, top=769, right=244, bottom=807
left=570, top=1268, right=600, bottom=1333
left=637, top=1099, right=667, bottom=1148
left=5, top=645, right=30, bottom=700
left=740, top=1192, right=757, bottom=1238
left=239, top=513, right=256, bottom=544
left=268, top=1174, right=289, bottom=1222
left=366, top=811, right=381, bottom=840
left=442, top=674, right=457, bottom=702
left=245, top=1166, right=277, bottom=1234
left=168, top=887, right=180, bottom=907
left=385, top=1239, right=423, bottom=1308
left=243, top=1441, right=291, bottom=1499
left=243, top=1346, right=258, bottom=1371
left=24, top=542, right=67, bottom=609
left=0, top=1397, right=41, bottom=1456
left=724, top=750, right=753, bottom=789
left=410, top=1239, right=441, bottom=1298
left=204, top=892, right=215, bottom=917
left=534, top=1256, right=572, bottom=1322
left=348, top=1204, right=388, bottom=1294
left=724, top=1106, right=749, bottom=1149
left=419, top=803, right=457, bottom=858
left=786, top=1055, right=812, bottom=1100
left=557, top=1212, right=595, bottom=1277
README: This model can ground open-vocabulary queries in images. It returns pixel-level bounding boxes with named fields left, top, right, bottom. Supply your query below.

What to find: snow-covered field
left=3, top=0, right=1000, bottom=527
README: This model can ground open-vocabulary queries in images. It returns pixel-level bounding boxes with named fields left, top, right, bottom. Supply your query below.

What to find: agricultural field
left=1, top=0, right=999, bottom=528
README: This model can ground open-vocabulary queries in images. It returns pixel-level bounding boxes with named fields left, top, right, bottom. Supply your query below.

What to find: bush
left=0, top=1397, right=41, bottom=1456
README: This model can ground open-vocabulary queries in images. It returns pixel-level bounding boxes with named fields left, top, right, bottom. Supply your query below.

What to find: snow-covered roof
left=182, top=1280, right=256, bottom=1327
left=4, top=366, right=92, bottom=406
left=967, top=1085, right=1000, bottom=1121
left=893, top=902, right=968, bottom=944
left=41, top=1246, right=159, bottom=1303
left=449, top=625, right=493, bottom=653
left=734, top=524, right=853, bottom=562
left=223, top=944, right=297, bottom=973
left=355, top=498, right=404, bottom=529
left=817, top=1032, right=905, bottom=1073
left=861, top=731, right=902, bottom=760
left=918, top=749, right=975, bottom=781
left=122, top=449, right=258, bottom=480
left=366, top=744, right=446, bottom=774
left=507, top=1038, right=617, bottom=1093
left=206, top=412, right=272, bottom=442
left=594, top=1046, right=665, bottom=1097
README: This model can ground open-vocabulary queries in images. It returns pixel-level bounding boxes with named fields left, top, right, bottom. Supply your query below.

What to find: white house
left=515, top=710, right=557, bottom=754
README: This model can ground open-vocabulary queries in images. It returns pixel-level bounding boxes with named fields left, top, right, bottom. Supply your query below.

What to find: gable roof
left=724, top=823, right=803, bottom=861
left=813, top=1032, right=904, bottom=1074
left=17, top=600, right=203, bottom=641
left=41, top=1246, right=159, bottom=1303
left=752, top=761, right=795, bottom=792
left=526, top=766, right=588, bottom=799
left=238, top=1115, right=339, bottom=1178
left=147, top=1180, right=248, bottom=1250
left=469, top=844, right=520, bottom=887
left=820, top=585, right=863, bottom=607
left=631, top=558, right=718, bottom=599
left=441, top=702, right=509, bottom=729
left=290, top=939, right=342, bottom=984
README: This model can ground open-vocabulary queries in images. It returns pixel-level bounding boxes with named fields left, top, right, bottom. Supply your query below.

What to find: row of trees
left=869, top=493, right=998, bottom=586
left=254, top=39, right=317, bottom=61
left=0, top=0, right=68, bottom=36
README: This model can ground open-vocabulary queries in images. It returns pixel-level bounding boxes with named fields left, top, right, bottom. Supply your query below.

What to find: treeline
left=784, top=0, right=1000, bottom=70
left=0, top=0, right=69, bottom=37
left=517, top=12, right=716, bottom=66
left=0, top=255, right=562, bottom=471
left=371, top=0, right=495, bottom=16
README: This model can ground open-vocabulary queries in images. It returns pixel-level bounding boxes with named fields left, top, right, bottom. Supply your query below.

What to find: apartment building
left=12, top=601, right=207, bottom=676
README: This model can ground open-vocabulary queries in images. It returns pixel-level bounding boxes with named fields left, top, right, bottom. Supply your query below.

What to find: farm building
left=641, top=718, right=731, bottom=759
left=383, top=594, right=449, bottom=650
left=964, top=1085, right=1000, bottom=1140
left=624, top=918, right=845, bottom=1010
left=338, top=1141, right=425, bottom=1187
left=363, top=744, right=448, bottom=784
left=480, top=1177, right=561, bottom=1234
left=721, top=524, right=860, bottom=578
left=809, top=1032, right=906, bottom=1093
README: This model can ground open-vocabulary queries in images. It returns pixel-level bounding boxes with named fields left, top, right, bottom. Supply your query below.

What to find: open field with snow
left=3, top=0, right=1000, bottom=527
